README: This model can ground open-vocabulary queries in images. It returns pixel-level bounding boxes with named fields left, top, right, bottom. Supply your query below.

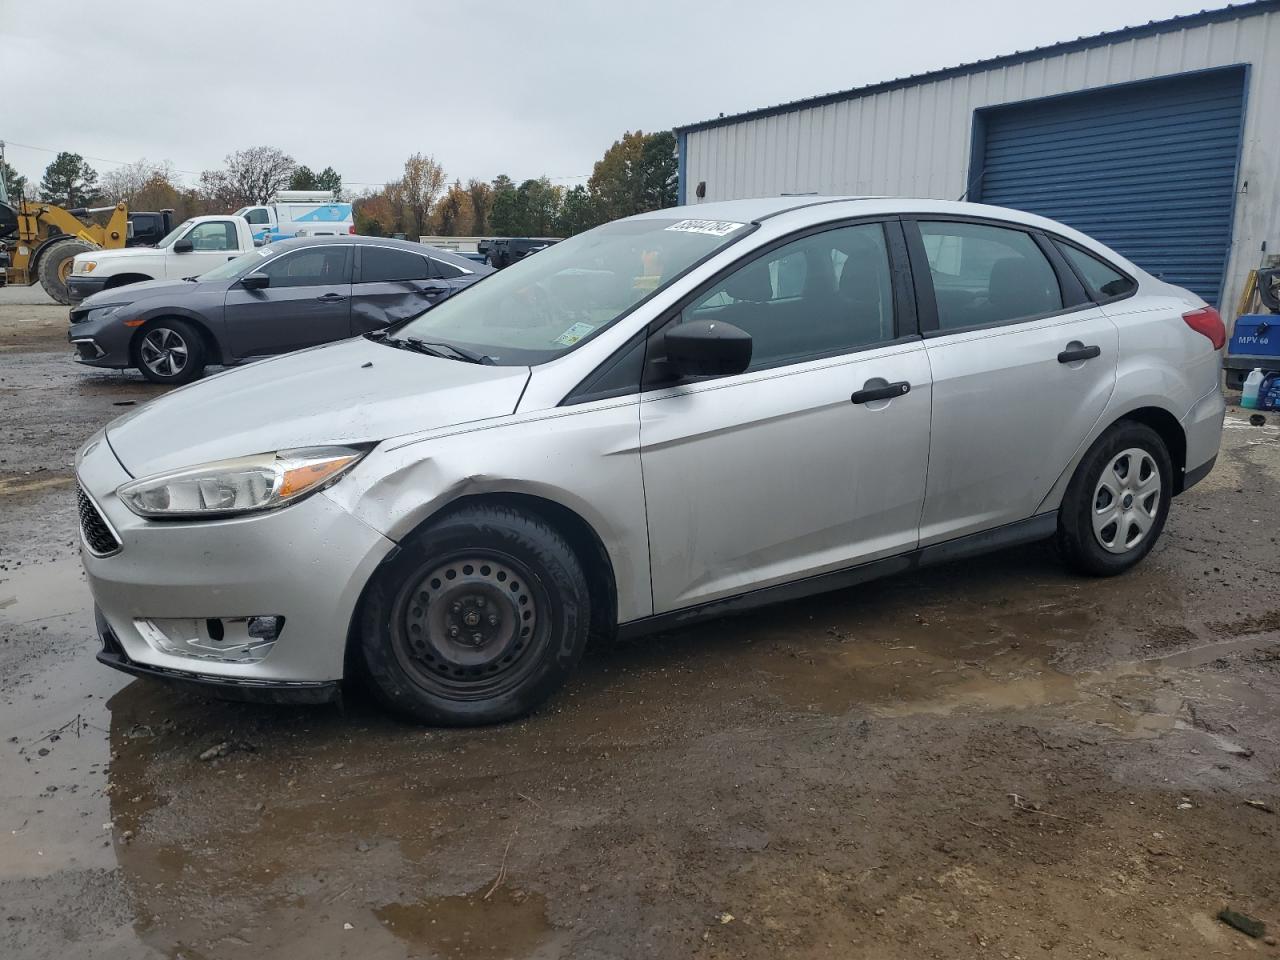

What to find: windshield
left=199, top=245, right=277, bottom=281
left=394, top=216, right=752, bottom=365
left=156, top=220, right=193, bottom=249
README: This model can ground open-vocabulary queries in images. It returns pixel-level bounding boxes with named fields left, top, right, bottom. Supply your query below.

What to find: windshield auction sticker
left=664, top=219, right=745, bottom=237
left=554, top=322, right=597, bottom=346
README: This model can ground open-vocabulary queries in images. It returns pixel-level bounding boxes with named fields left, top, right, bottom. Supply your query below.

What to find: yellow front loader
left=0, top=197, right=130, bottom=304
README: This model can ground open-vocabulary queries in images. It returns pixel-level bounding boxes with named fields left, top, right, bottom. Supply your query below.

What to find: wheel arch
left=103, top=272, right=155, bottom=289
left=1037, top=401, right=1191, bottom=515
left=130, top=314, right=223, bottom=366
left=1117, top=406, right=1187, bottom=494
left=344, top=490, right=620, bottom=678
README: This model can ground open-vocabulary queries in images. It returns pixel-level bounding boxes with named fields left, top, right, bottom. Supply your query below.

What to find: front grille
left=77, top=484, right=121, bottom=556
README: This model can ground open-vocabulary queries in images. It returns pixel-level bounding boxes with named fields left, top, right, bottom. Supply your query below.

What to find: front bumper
left=67, top=315, right=133, bottom=369
left=66, top=275, right=108, bottom=301
left=76, top=434, right=396, bottom=687
left=96, top=609, right=340, bottom=704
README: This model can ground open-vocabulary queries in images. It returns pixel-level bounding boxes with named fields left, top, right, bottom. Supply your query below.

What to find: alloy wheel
left=139, top=328, right=189, bottom=378
left=1092, top=447, right=1161, bottom=554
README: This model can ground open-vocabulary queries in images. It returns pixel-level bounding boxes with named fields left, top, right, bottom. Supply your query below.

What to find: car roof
left=625, top=196, right=1131, bottom=267
left=259, top=235, right=492, bottom=272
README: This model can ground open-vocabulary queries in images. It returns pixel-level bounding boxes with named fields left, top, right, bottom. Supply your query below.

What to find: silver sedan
left=75, top=197, right=1226, bottom=724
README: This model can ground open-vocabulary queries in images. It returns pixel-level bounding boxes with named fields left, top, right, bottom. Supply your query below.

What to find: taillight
left=1182, top=306, right=1226, bottom=350
left=348, top=224, right=356, bottom=235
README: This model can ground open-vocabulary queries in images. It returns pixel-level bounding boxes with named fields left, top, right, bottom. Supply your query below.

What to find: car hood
left=106, top=337, right=532, bottom=477
left=75, top=246, right=166, bottom=267
left=80, top=277, right=230, bottom=308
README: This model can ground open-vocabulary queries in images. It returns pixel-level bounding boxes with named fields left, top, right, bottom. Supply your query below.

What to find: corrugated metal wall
left=682, top=9, right=1280, bottom=313
left=977, top=67, right=1246, bottom=305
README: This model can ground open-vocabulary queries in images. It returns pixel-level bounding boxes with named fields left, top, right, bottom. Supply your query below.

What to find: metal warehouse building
left=675, top=1, right=1280, bottom=313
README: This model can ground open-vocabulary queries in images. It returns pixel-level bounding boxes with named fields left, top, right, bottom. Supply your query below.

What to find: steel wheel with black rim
left=358, top=504, right=591, bottom=725
left=1056, top=421, right=1172, bottom=577
left=134, top=319, right=206, bottom=384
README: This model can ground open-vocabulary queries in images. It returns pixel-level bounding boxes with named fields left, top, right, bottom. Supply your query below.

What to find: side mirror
left=173, top=239, right=193, bottom=253
left=241, top=272, right=270, bottom=290
left=663, top=319, right=752, bottom=378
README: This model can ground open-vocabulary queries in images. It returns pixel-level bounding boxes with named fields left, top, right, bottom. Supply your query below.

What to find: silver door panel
left=640, top=342, right=932, bottom=613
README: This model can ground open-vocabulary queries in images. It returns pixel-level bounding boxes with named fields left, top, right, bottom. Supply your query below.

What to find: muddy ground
left=1, top=299, right=1277, bottom=960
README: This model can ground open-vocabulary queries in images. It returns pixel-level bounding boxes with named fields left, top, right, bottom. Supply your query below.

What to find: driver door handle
left=316, top=293, right=347, bottom=303
left=851, top=381, right=910, bottom=404
left=1057, top=344, right=1101, bottom=363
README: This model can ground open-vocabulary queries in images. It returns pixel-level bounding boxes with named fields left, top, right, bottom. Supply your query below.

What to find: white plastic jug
left=1242, top=368, right=1265, bottom=409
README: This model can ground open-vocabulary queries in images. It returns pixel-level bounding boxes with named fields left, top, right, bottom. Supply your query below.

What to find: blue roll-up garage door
left=976, top=67, right=1245, bottom=305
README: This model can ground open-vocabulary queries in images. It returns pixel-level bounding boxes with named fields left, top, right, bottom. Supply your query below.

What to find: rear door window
left=1055, top=242, right=1137, bottom=301
left=360, top=247, right=432, bottom=282
left=917, top=221, right=1062, bottom=330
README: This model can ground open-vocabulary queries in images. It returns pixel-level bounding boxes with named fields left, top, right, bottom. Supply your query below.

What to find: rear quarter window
left=1055, top=242, right=1137, bottom=301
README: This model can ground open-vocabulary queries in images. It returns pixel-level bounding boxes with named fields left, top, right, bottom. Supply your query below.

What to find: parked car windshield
left=393, top=217, right=753, bottom=364
left=198, top=246, right=278, bottom=282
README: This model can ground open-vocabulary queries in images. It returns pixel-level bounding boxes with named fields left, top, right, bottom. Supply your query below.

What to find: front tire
left=38, top=237, right=95, bottom=304
left=358, top=505, right=591, bottom=725
left=1056, top=421, right=1172, bottom=577
left=134, top=319, right=206, bottom=384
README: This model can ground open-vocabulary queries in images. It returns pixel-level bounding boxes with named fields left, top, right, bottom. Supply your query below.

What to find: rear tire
left=358, top=505, right=591, bottom=725
left=1056, top=421, right=1172, bottom=577
left=37, top=238, right=95, bottom=304
left=134, top=319, right=206, bottom=384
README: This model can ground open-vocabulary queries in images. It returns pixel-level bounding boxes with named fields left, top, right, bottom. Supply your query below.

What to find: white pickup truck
left=66, top=215, right=256, bottom=301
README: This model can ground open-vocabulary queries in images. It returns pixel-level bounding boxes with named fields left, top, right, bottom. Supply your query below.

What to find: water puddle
left=0, top=558, right=92, bottom=625
left=377, top=886, right=553, bottom=958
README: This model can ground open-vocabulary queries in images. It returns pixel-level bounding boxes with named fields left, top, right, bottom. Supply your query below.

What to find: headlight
left=81, top=261, right=97, bottom=273
left=117, top=446, right=367, bottom=519
left=85, top=303, right=130, bottom=323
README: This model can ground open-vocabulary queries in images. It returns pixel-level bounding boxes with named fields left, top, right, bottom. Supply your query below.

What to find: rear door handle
left=851, top=381, right=910, bottom=404
left=1057, top=344, right=1101, bottom=363
left=317, top=293, right=347, bottom=303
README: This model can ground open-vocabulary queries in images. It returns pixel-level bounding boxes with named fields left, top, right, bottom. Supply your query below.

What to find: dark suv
left=484, top=236, right=561, bottom=269
left=67, top=236, right=492, bottom=383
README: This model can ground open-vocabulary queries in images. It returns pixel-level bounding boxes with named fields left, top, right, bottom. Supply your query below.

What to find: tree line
left=4, top=129, right=678, bottom=238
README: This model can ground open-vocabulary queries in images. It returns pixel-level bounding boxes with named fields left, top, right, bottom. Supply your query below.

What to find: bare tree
left=197, top=169, right=243, bottom=212
left=224, top=146, right=296, bottom=205
left=100, top=158, right=175, bottom=204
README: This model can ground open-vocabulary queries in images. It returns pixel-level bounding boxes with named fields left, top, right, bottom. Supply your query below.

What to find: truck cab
left=67, top=215, right=256, bottom=301
left=235, top=191, right=355, bottom=244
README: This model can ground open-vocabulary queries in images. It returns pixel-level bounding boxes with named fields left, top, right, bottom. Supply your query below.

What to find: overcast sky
left=3, top=0, right=1222, bottom=193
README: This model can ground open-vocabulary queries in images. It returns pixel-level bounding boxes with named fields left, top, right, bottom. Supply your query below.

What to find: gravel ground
left=1, top=302, right=1277, bottom=960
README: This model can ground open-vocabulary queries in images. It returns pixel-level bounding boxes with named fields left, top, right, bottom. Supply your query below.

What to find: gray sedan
left=75, top=197, right=1225, bottom=725
left=67, top=236, right=492, bottom=383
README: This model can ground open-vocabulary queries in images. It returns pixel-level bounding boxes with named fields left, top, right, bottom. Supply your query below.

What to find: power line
left=3, top=137, right=593, bottom=189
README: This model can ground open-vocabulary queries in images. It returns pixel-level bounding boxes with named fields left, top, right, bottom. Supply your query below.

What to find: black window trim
left=1048, top=234, right=1140, bottom=307
left=561, top=330, right=649, bottom=406
left=902, top=214, right=1096, bottom=339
